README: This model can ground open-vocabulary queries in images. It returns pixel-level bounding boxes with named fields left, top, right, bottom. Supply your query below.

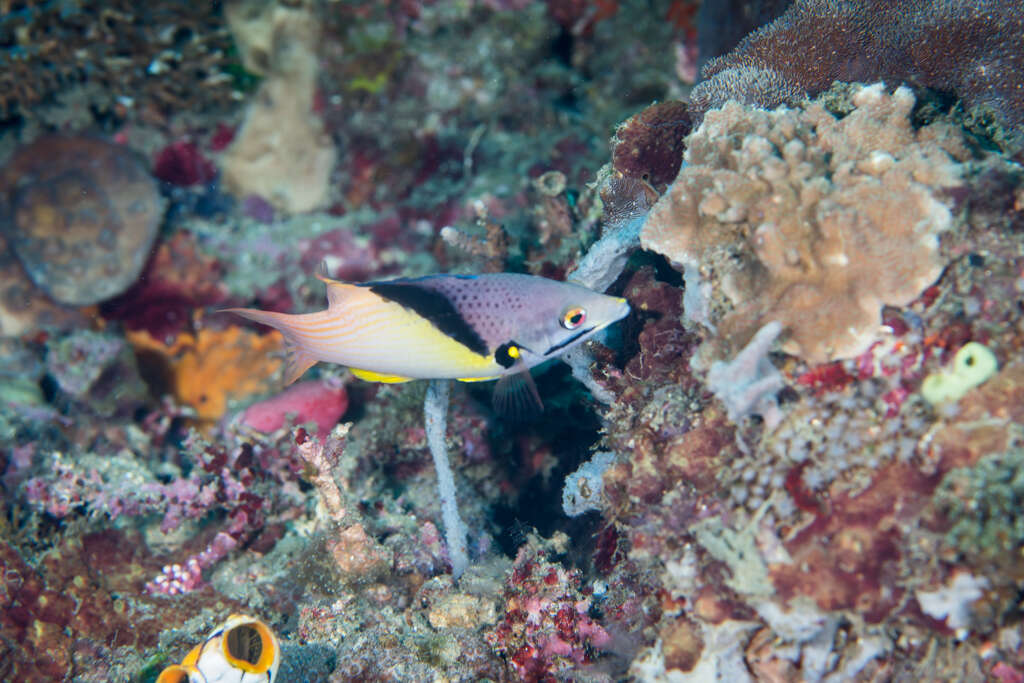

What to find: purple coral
left=21, top=431, right=306, bottom=594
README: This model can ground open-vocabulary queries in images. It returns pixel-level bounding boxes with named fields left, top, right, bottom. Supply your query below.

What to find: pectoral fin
left=492, top=370, right=543, bottom=421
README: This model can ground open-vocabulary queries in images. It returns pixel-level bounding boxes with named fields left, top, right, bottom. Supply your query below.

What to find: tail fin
left=222, top=308, right=319, bottom=385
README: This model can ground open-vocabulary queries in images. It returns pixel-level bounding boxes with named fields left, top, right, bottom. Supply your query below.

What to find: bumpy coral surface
left=486, top=533, right=611, bottom=681
left=690, top=0, right=1024, bottom=152
left=0, top=136, right=165, bottom=306
left=643, top=84, right=965, bottom=363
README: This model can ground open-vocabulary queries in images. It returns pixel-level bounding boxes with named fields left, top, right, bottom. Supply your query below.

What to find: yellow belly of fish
left=297, top=299, right=503, bottom=381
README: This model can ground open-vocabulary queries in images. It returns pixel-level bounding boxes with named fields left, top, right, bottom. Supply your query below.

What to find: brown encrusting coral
left=610, top=100, right=693, bottom=192
left=643, top=83, right=966, bottom=363
left=690, top=0, right=1024, bottom=152
left=0, top=136, right=165, bottom=306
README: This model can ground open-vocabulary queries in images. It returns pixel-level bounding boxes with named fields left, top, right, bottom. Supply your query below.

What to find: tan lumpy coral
left=642, top=84, right=965, bottom=363
left=221, top=2, right=336, bottom=214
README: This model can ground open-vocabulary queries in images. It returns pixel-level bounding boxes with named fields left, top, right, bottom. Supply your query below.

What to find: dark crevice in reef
left=485, top=362, right=604, bottom=559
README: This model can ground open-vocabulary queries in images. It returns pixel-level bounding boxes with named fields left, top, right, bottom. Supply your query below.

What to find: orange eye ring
left=561, top=307, right=586, bottom=330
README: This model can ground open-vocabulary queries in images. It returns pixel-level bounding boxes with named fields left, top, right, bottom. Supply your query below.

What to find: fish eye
left=561, top=307, right=586, bottom=330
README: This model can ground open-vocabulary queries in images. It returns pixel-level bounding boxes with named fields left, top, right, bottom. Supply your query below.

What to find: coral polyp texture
left=0, top=0, right=237, bottom=121
left=690, top=0, right=1024, bottom=151
left=0, top=136, right=165, bottom=306
left=642, top=83, right=965, bottom=363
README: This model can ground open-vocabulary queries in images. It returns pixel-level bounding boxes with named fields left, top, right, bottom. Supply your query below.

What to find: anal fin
left=351, top=367, right=414, bottom=383
left=285, top=348, right=319, bottom=385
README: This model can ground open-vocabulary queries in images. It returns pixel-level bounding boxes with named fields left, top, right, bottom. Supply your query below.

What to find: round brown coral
left=0, top=136, right=165, bottom=306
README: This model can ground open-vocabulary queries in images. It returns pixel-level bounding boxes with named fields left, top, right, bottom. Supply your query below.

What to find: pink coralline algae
left=145, top=531, right=238, bottom=596
left=690, top=0, right=1024, bottom=152
left=240, top=379, right=349, bottom=439
left=21, top=433, right=307, bottom=595
left=487, top=535, right=611, bottom=682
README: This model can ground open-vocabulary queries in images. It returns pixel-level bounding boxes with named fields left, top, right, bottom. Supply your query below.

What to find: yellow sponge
left=922, top=342, right=998, bottom=405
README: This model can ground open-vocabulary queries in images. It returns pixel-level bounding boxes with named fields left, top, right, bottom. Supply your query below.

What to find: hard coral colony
left=1, top=0, right=1023, bottom=681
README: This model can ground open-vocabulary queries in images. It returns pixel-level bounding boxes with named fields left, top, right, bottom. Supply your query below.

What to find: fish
left=156, top=614, right=280, bottom=683
left=224, top=272, right=631, bottom=414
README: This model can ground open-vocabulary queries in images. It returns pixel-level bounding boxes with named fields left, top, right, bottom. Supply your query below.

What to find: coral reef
left=588, top=74, right=1024, bottom=680
left=643, top=84, right=965, bottom=363
left=690, top=0, right=1024, bottom=152
left=46, top=329, right=149, bottom=419
left=241, top=379, right=348, bottom=440
left=99, top=230, right=228, bottom=342
left=486, top=533, right=611, bottom=681
left=609, top=100, right=692, bottom=192
left=0, top=136, right=165, bottom=306
left=4, top=0, right=1024, bottom=680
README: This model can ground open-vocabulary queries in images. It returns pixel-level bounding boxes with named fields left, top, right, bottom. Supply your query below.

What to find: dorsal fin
left=325, top=282, right=359, bottom=308
left=315, top=271, right=362, bottom=309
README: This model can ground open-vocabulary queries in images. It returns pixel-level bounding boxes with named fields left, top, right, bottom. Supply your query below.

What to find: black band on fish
left=543, top=325, right=594, bottom=356
left=368, top=281, right=489, bottom=357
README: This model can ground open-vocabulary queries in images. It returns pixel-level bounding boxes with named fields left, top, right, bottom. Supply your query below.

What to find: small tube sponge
left=424, top=379, right=469, bottom=579
left=922, top=342, right=999, bottom=405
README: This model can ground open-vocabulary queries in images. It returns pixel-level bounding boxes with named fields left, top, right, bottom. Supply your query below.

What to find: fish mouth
left=612, top=297, right=631, bottom=321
